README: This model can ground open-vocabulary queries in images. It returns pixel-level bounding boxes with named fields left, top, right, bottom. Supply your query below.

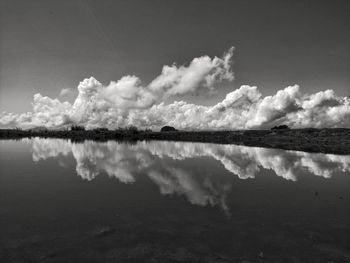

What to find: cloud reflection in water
left=30, top=139, right=350, bottom=212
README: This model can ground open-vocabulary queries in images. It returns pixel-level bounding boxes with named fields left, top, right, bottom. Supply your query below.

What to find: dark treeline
left=0, top=126, right=350, bottom=155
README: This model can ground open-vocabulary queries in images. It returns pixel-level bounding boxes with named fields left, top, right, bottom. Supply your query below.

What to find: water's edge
left=1, top=128, right=350, bottom=155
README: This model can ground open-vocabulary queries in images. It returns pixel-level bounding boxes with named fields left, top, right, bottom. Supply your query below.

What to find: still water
left=1, top=138, right=350, bottom=262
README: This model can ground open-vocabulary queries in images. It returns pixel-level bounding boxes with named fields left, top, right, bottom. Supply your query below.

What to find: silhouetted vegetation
left=160, top=126, right=177, bottom=132
left=125, top=125, right=139, bottom=134
left=0, top=127, right=350, bottom=155
left=71, top=125, right=85, bottom=131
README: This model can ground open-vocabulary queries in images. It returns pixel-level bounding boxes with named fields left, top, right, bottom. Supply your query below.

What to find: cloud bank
left=1, top=47, right=349, bottom=130
left=30, top=139, right=350, bottom=212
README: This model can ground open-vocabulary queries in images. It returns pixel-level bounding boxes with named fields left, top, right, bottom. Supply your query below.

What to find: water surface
left=1, top=139, right=350, bottom=262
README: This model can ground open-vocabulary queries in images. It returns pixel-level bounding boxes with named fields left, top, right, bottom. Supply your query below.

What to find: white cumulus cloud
left=1, top=47, right=349, bottom=130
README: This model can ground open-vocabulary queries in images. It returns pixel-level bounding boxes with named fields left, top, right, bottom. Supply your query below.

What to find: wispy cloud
left=59, top=88, right=75, bottom=97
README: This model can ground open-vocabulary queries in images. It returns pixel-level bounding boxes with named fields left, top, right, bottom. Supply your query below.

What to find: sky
left=0, top=0, right=349, bottom=129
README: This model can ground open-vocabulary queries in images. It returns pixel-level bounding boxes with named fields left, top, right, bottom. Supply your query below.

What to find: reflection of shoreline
left=30, top=139, right=350, bottom=211
left=2, top=128, right=350, bottom=155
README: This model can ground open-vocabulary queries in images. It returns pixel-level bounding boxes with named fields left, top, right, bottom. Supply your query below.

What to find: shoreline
left=1, top=128, right=350, bottom=155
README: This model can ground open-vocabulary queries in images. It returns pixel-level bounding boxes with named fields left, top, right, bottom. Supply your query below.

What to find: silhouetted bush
left=161, top=126, right=177, bottom=132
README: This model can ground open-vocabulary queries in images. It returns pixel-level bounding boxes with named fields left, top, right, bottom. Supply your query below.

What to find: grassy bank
left=1, top=128, right=350, bottom=155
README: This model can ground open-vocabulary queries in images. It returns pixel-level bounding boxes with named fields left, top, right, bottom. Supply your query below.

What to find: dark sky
left=1, top=0, right=349, bottom=113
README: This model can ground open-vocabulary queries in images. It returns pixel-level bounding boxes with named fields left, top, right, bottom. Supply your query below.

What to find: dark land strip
left=1, top=128, right=350, bottom=155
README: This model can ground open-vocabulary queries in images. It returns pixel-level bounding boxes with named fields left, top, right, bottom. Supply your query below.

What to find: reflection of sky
left=30, top=139, right=350, bottom=212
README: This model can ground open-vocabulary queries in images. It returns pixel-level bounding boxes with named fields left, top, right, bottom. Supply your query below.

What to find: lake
left=1, top=138, right=350, bottom=262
